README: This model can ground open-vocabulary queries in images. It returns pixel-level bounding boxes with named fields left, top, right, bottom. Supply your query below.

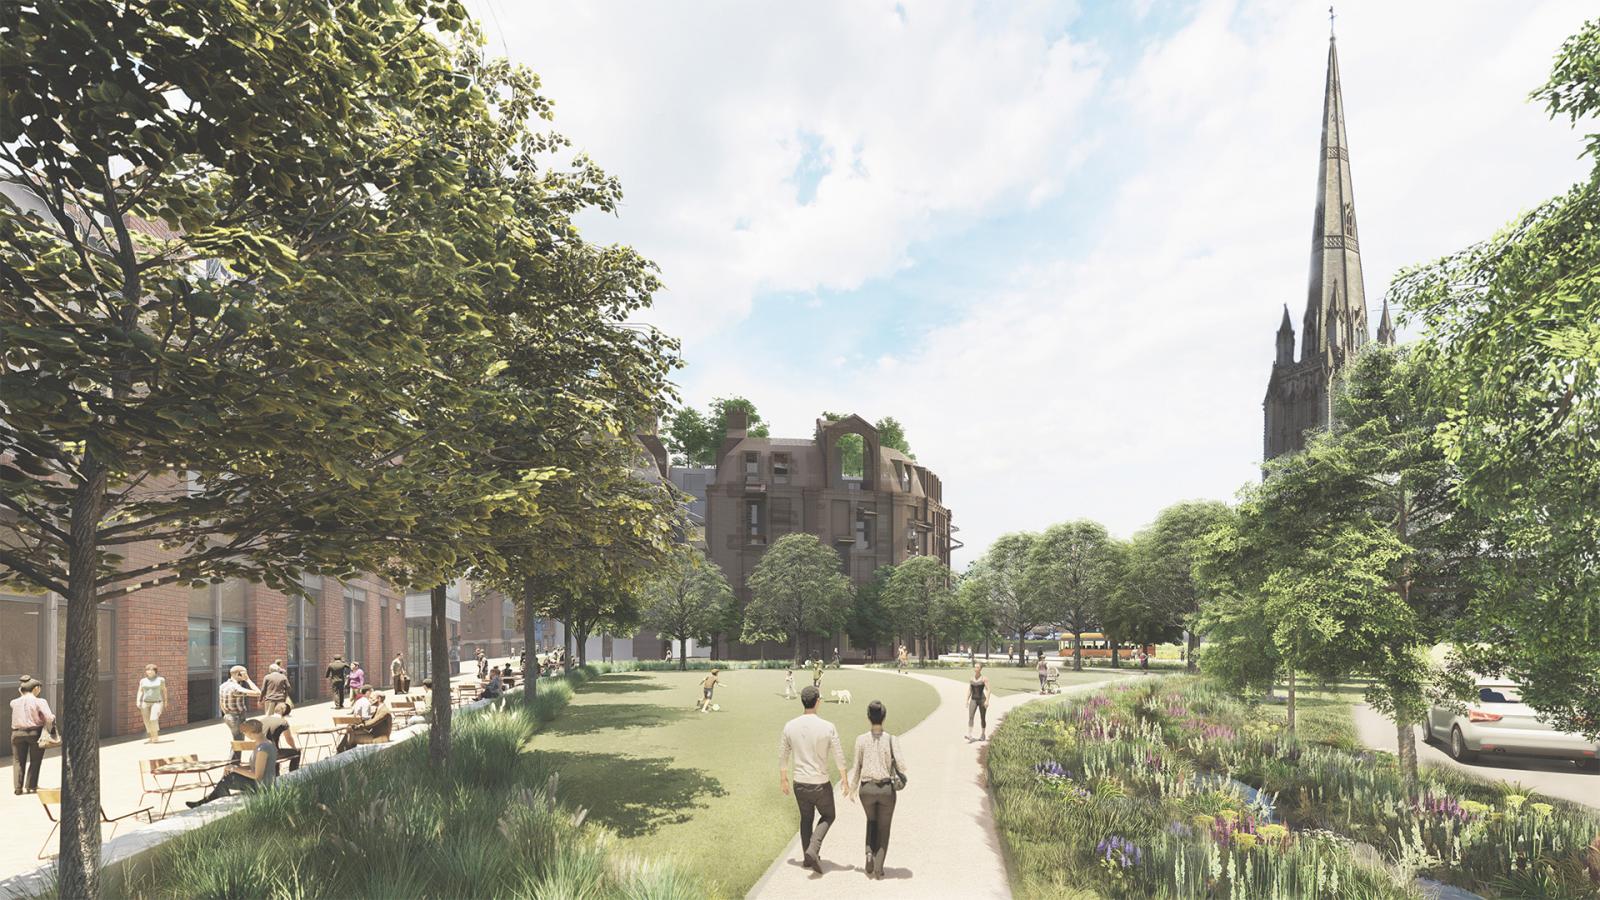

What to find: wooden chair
left=138, top=755, right=208, bottom=819
left=36, top=788, right=153, bottom=859
left=332, top=714, right=360, bottom=727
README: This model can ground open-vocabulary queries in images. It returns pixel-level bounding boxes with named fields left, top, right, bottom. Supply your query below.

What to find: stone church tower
left=1263, top=32, right=1395, bottom=461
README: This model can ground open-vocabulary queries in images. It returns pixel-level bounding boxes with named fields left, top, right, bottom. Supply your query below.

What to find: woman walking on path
left=966, top=663, right=991, bottom=741
left=849, top=700, right=906, bottom=880
left=135, top=664, right=168, bottom=743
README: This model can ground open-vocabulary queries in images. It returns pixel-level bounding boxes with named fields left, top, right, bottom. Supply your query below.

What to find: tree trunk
left=429, top=584, right=452, bottom=767
left=1017, top=629, right=1026, bottom=667
left=521, top=577, right=539, bottom=711
left=679, top=637, right=688, bottom=671
left=1185, top=630, right=1198, bottom=672
left=1072, top=634, right=1083, bottom=672
left=562, top=602, right=574, bottom=673
left=1285, top=665, right=1297, bottom=736
left=1110, top=641, right=1120, bottom=669
left=1396, top=719, right=1419, bottom=792
left=59, top=458, right=108, bottom=899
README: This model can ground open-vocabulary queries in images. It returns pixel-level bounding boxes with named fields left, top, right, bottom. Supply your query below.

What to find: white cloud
left=470, top=0, right=1595, bottom=564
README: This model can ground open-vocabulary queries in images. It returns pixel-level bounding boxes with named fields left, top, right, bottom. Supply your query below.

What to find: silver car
left=1426, top=681, right=1599, bottom=771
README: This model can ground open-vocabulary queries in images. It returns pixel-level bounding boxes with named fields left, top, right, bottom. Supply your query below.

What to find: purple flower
left=1096, top=835, right=1142, bottom=868
left=1034, top=760, right=1070, bottom=780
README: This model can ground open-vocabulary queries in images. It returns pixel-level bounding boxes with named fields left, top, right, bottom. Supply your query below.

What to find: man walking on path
left=326, top=655, right=351, bottom=709
left=779, top=685, right=851, bottom=873
left=261, top=662, right=291, bottom=715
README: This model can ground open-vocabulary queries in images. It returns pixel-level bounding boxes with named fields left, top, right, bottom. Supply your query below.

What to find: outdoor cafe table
left=150, top=759, right=230, bottom=818
left=295, top=726, right=347, bottom=764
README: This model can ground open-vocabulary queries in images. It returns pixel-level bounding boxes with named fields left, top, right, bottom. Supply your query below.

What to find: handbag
left=38, top=726, right=60, bottom=749
left=889, top=735, right=907, bottom=790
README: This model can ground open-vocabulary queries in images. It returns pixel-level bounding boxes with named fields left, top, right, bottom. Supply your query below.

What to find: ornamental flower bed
left=987, top=677, right=1600, bottom=899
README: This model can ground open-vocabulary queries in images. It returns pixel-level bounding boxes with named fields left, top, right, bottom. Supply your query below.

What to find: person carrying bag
left=849, top=700, right=907, bottom=881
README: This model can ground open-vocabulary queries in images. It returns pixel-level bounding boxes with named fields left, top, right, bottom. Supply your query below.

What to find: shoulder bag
left=889, top=735, right=907, bottom=790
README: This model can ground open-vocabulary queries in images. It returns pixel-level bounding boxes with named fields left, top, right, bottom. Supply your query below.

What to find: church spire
left=1376, top=295, right=1395, bottom=345
left=1275, top=304, right=1296, bottom=364
left=1300, top=31, right=1369, bottom=362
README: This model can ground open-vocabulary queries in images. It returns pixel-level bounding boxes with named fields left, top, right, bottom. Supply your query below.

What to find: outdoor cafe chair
left=36, top=788, right=152, bottom=859
left=138, top=755, right=208, bottom=814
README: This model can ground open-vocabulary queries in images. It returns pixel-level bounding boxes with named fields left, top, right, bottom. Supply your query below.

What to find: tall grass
left=988, top=677, right=1600, bottom=899
left=81, top=664, right=705, bottom=900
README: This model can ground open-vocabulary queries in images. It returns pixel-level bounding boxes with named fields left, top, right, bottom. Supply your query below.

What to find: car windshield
left=1476, top=685, right=1522, bottom=703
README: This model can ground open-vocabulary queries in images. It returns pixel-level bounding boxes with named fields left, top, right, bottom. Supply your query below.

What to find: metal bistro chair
left=138, top=755, right=209, bottom=819
left=36, top=788, right=153, bottom=859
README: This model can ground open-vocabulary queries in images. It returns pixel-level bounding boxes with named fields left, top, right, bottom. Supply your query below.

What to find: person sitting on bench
left=188, top=719, right=275, bottom=808
left=337, top=691, right=392, bottom=753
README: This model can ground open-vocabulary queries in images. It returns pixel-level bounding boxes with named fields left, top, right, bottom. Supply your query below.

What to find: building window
left=345, top=585, right=367, bottom=662
left=188, top=579, right=247, bottom=721
left=773, top=453, right=790, bottom=484
left=898, top=463, right=911, bottom=492
left=744, top=451, right=760, bottom=479
left=855, top=504, right=875, bottom=550
left=746, top=499, right=766, bottom=544
left=770, top=497, right=792, bottom=537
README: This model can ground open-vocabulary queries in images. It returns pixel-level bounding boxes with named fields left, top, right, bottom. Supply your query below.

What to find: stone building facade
left=1264, top=34, right=1395, bottom=461
left=703, top=412, right=955, bottom=660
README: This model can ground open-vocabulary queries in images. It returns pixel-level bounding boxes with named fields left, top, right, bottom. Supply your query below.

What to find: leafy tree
left=966, top=532, right=1044, bottom=666
left=0, top=2, right=502, bottom=890
left=742, top=533, right=852, bottom=662
left=641, top=546, right=735, bottom=670
left=1028, top=521, right=1120, bottom=671
left=1394, top=18, right=1600, bottom=740
left=846, top=565, right=897, bottom=660
left=881, top=556, right=954, bottom=662
left=875, top=416, right=916, bottom=459
left=1119, top=501, right=1232, bottom=670
left=665, top=396, right=770, bottom=465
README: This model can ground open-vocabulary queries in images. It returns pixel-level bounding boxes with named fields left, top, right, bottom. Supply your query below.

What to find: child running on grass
left=698, top=668, right=721, bottom=712
left=785, top=668, right=795, bottom=699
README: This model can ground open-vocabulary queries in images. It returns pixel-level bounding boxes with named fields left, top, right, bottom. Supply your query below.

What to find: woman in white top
left=849, top=700, right=906, bottom=880
left=135, top=664, right=168, bottom=743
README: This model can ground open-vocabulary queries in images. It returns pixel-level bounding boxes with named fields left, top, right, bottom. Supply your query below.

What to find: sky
left=463, top=0, right=1595, bottom=566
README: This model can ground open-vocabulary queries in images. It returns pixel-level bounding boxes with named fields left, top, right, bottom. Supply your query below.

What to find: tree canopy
left=741, top=533, right=852, bottom=662
left=664, top=396, right=770, bottom=465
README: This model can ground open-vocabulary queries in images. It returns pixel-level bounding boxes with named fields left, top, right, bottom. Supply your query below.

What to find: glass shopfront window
left=187, top=579, right=249, bottom=721
left=1, top=595, right=45, bottom=754
left=344, top=585, right=366, bottom=663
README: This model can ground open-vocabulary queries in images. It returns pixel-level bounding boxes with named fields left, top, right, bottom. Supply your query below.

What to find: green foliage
left=965, top=532, right=1047, bottom=666
left=741, top=533, right=852, bottom=661
left=640, top=547, right=734, bottom=666
left=1027, top=520, right=1122, bottom=670
left=1115, top=502, right=1232, bottom=654
left=664, top=397, right=769, bottom=466
left=988, top=678, right=1600, bottom=900
left=819, top=411, right=916, bottom=478
left=1392, top=18, right=1600, bottom=740
left=845, top=565, right=897, bottom=655
left=880, top=556, right=954, bottom=660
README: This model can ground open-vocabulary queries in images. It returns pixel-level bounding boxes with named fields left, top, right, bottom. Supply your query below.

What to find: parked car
left=1426, top=681, right=1599, bottom=771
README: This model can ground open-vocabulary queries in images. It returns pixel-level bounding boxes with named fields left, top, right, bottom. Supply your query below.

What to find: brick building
left=703, top=412, right=956, bottom=660
left=1, top=567, right=409, bottom=756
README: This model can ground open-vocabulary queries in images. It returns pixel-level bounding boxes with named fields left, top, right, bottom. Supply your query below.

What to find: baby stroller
left=1043, top=664, right=1062, bottom=695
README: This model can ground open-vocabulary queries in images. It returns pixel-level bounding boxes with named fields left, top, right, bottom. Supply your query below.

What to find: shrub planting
left=988, top=677, right=1600, bottom=899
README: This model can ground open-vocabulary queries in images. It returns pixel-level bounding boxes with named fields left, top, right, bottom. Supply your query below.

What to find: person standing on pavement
left=390, top=652, right=408, bottom=694
left=1036, top=655, right=1050, bottom=695
left=219, top=665, right=261, bottom=763
left=779, top=685, right=851, bottom=873
left=135, top=664, right=169, bottom=743
left=848, top=700, right=906, bottom=880
left=476, top=648, right=488, bottom=682
left=896, top=645, right=909, bottom=675
left=966, top=663, right=991, bottom=741
left=347, top=660, right=366, bottom=694
left=10, top=677, right=55, bottom=794
left=260, top=662, right=292, bottom=716
left=326, top=655, right=351, bottom=709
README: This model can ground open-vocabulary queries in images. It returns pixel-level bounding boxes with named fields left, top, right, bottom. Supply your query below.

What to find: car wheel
left=1449, top=726, right=1477, bottom=764
left=1577, top=757, right=1598, bottom=773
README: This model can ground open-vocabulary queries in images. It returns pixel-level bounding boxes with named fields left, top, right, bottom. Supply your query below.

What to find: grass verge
left=988, top=677, right=1600, bottom=899
left=530, top=666, right=939, bottom=897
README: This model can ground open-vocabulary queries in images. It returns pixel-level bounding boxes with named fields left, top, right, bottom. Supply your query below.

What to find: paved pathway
left=747, top=670, right=1124, bottom=899
left=1353, top=704, right=1600, bottom=811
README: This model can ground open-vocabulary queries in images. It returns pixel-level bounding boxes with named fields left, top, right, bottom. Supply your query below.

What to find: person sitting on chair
left=482, top=666, right=504, bottom=699
left=188, top=719, right=276, bottom=807
left=337, top=692, right=392, bottom=753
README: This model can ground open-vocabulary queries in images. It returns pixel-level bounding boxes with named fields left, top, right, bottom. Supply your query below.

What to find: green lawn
left=911, top=663, right=1134, bottom=695
left=530, top=667, right=939, bottom=898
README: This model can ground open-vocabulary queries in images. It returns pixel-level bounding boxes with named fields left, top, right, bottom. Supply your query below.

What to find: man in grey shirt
left=779, top=685, right=851, bottom=872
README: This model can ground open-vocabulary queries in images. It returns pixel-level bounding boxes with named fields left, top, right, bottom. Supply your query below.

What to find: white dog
left=831, top=689, right=853, bottom=704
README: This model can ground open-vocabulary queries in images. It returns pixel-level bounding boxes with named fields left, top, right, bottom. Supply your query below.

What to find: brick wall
left=109, top=540, right=189, bottom=735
